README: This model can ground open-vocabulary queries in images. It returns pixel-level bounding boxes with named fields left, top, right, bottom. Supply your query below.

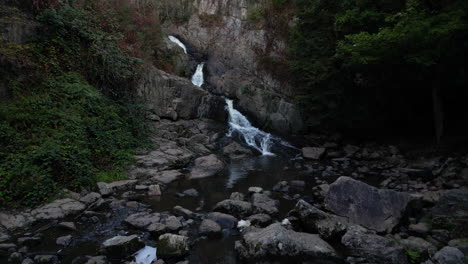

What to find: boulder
left=235, top=223, right=337, bottom=260
left=251, top=193, right=279, bottom=215
left=157, top=234, right=189, bottom=257
left=325, top=176, right=410, bottom=232
left=79, top=192, right=101, bottom=204
left=289, top=199, right=348, bottom=240
left=147, top=185, right=162, bottom=196
left=56, top=235, right=72, bottom=246
left=302, top=147, right=326, bottom=160
left=151, top=170, right=184, bottom=185
left=101, top=235, right=144, bottom=258
left=431, top=189, right=468, bottom=218
left=341, top=225, right=409, bottom=264
left=432, top=246, right=465, bottom=264
left=124, top=212, right=160, bottom=230
left=247, top=214, right=272, bottom=227
left=189, top=154, right=224, bottom=179
left=400, top=236, right=437, bottom=256
left=199, top=219, right=222, bottom=238
left=206, top=212, right=238, bottom=229
left=97, top=180, right=137, bottom=197
left=173, top=206, right=194, bottom=219
left=222, top=142, right=253, bottom=160
left=164, top=216, right=182, bottom=232
left=213, top=199, right=253, bottom=218
left=30, top=198, right=86, bottom=221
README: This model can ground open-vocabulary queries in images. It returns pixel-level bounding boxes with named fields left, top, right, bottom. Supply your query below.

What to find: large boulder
left=189, top=154, right=224, bottom=179
left=289, top=199, right=348, bottom=240
left=325, top=176, right=410, bottom=232
left=342, top=225, right=409, bottom=264
left=101, top=235, right=144, bottom=258
left=235, top=223, right=337, bottom=261
left=199, top=219, right=222, bottom=238
left=206, top=212, right=238, bottom=229
left=157, top=234, right=189, bottom=257
left=213, top=199, right=253, bottom=218
left=251, top=193, right=279, bottom=215
left=124, top=212, right=161, bottom=230
left=432, top=246, right=465, bottom=264
left=31, top=198, right=86, bottom=221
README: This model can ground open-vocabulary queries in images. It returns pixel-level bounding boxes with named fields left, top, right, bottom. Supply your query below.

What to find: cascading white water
left=168, top=35, right=187, bottom=54
left=191, top=63, right=204, bottom=87
left=225, top=99, right=274, bottom=155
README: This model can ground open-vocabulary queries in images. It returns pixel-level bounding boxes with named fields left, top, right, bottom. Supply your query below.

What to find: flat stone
left=79, top=192, right=101, bottom=204
left=173, top=206, right=194, bottom=219
left=0, top=213, right=34, bottom=231
left=213, top=199, right=253, bottom=218
left=58, top=222, right=77, bottom=231
left=206, top=212, right=238, bottom=229
left=222, top=142, right=253, bottom=160
left=189, top=154, right=224, bottom=179
left=125, top=212, right=160, bottom=230
left=152, top=170, right=184, bottom=185
left=31, top=199, right=86, bottom=220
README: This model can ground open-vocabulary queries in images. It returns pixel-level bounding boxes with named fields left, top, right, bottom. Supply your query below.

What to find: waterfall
left=168, top=35, right=187, bottom=54
left=225, top=99, right=274, bottom=156
left=191, top=63, right=204, bottom=87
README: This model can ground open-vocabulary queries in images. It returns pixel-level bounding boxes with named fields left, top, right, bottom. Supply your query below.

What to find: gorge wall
left=160, top=0, right=304, bottom=134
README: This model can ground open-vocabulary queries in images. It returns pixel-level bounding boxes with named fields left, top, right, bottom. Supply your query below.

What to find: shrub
left=0, top=73, right=142, bottom=207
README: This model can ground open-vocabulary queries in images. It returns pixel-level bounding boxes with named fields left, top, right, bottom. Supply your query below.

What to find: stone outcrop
left=235, top=223, right=337, bottom=261
left=325, top=176, right=411, bottom=232
left=136, top=65, right=225, bottom=122
left=161, top=0, right=303, bottom=134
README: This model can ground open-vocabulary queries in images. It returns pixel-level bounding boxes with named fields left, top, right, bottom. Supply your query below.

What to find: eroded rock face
left=162, top=0, right=303, bottom=134
left=325, top=176, right=410, bottom=232
left=342, top=225, right=409, bottom=264
left=136, top=65, right=225, bottom=122
left=235, top=223, right=337, bottom=261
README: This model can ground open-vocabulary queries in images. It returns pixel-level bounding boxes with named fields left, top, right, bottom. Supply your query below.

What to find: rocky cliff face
left=162, top=0, right=303, bottom=134
left=136, top=65, right=226, bottom=122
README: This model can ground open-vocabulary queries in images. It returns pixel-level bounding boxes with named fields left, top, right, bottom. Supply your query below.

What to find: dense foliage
left=290, top=0, right=468, bottom=138
left=0, top=74, right=140, bottom=207
left=0, top=1, right=160, bottom=207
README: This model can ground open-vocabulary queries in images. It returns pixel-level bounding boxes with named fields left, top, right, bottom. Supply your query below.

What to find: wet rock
left=21, top=258, right=34, bottom=264
left=409, top=222, right=431, bottom=235
left=0, top=232, right=10, bottom=243
left=199, top=219, right=222, bottom=238
left=342, top=225, right=409, bottom=264
left=34, top=255, right=59, bottom=264
left=147, top=223, right=168, bottom=236
left=0, top=243, right=16, bottom=256
left=206, top=212, right=238, bottom=229
left=251, top=193, right=279, bottom=215
left=101, top=235, right=144, bottom=258
left=248, top=187, right=263, bottom=194
left=9, top=252, right=22, bottom=263
left=302, top=147, right=326, bottom=160
left=58, top=222, right=77, bottom=231
left=344, top=145, right=360, bottom=157
left=235, top=223, right=337, bottom=260
left=79, top=192, right=101, bottom=204
left=448, top=239, right=468, bottom=256
left=400, top=236, right=437, bottom=256
left=151, top=170, right=184, bottom=185
left=173, top=206, right=194, bottom=219
left=181, top=188, right=199, bottom=197
left=189, top=154, right=224, bottom=179
left=431, top=189, right=468, bottom=218
left=213, top=199, right=253, bottom=218
left=165, top=216, right=182, bottom=232
left=433, top=246, right=465, bottom=264
left=247, top=214, right=271, bottom=228
left=56, top=235, right=72, bottom=246
left=157, top=234, right=189, bottom=257
left=272, top=181, right=289, bottom=193
left=124, top=212, right=160, bottom=230
left=325, top=176, right=411, bottom=232
left=229, top=192, right=245, bottom=201
left=84, top=256, right=108, bottom=264
left=289, top=200, right=348, bottom=240
left=147, top=185, right=162, bottom=196
left=97, top=180, right=137, bottom=196
left=222, top=142, right=253, bottom=160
